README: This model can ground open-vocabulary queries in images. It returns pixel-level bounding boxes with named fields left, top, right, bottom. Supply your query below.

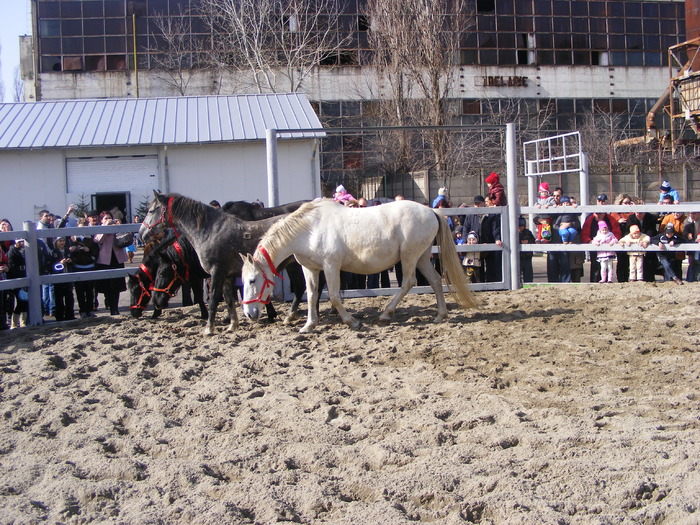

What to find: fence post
left=266, top=128, right=279, bottom=207
left=506, top=123, right=520, bottom=290
left=22, top=221, right=44, bottom=326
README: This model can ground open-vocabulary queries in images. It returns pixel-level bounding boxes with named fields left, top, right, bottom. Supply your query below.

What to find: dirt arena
left=1, top=282, right=699, bottom=524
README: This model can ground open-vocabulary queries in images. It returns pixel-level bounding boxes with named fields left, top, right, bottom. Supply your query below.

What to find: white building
left=0, top=93, right=323, bottom=226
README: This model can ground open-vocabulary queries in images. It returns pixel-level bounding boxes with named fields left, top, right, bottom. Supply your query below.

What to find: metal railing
left=0, top=221, right=140, bottom=326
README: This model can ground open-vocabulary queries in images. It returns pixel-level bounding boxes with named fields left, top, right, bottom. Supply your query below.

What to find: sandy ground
left=1, top=281, right=699, bottom=524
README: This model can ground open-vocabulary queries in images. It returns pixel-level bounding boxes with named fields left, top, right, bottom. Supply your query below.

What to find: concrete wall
left=29, top=65, right=669, bottom=103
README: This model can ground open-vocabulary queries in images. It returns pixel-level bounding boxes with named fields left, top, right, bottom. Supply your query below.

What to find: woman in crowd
left=93, top=211, right=128, bottom=315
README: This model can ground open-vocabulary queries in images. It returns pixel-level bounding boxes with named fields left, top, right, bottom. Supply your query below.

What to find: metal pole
left=23, top=221, right=43, bottom=326
left=266, top=128, right=279, bottom=207
left=506, top=123, right=520, bottom=291
left=132, top=14, right=139, bottom=98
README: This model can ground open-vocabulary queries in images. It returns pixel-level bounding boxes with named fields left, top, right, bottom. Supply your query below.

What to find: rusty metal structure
left=616, top=1, right=700, bottom=152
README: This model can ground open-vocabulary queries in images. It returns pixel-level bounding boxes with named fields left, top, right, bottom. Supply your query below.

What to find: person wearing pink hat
left=591, top=221, right=618, bottom=283
left=536, top=182, right=556, bottom=208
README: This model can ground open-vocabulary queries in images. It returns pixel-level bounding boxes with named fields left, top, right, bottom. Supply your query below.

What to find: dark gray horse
left=222, top=200, right=308, bottom=221
left=140, top=192, right=304, bottom=335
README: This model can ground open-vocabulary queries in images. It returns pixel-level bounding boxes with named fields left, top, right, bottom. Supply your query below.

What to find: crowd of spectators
left=0, top=207, right=134, bottom=329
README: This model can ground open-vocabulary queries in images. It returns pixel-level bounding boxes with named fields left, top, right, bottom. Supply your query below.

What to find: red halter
left=241, top=246, right=281, bottom=305
left=130, top=263, right=154, bottom=311
left=142, top=196, right=176, bottom=231
left=151, top=240, right=190, bottom=298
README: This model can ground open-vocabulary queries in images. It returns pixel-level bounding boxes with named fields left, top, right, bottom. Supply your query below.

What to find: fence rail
left=2, top=203, right=699, bottom=326
left=0, top=221, right=140, bottom=326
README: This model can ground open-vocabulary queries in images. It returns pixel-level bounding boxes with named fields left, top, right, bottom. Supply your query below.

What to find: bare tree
left=198, top=0, right=351, bottom=94
left=363, top=0, right=474, bottom=181
left=12, top=66, right=22, bottom=102
left=147, top=7, right=209, bottom=95
left=0, top=43, right=5, bottom=103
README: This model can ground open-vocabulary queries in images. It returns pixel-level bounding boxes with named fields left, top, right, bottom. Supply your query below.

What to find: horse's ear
left=239, top=253, right=252, bottom=265
left=153, top=190, right=167, bottom=205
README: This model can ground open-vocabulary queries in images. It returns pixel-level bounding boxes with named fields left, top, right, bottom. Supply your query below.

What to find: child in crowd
left=658, top=180, right=680, bottom=204
left=50, top=237, right=76, bottom=321
left=555, top=196, right=579, bottom=243
left=536, top=182, right=556, bottom=208
left=535, top=215, right=553, bottom=243
left=591, top=221, right=618, bottom=283
left=618, top=224, right=651, bottom=282
left=653, top=223, right=684, bottom=284
left=462, top=231, right=482, bottom=283
left=454, top=230, right=465, bottom=263
left=518, top=217, right=536, bottom=283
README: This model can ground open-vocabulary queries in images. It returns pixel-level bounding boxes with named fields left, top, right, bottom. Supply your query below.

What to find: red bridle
left=241, top=246, right=281, bottom=305
left=130, top=263, right=154, bottom=311
left=151, top=240, right=190, bottom=298
left=142, top=196, right=176, bottom=232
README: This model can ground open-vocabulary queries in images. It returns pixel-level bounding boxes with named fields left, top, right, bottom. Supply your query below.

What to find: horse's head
left=139, top=191, right=169, bottom=243
left=151, top=262, right=182, bottom=311
left=128, top=267, right=153, bottom=318
left=240, top=251, right=277, bottom=320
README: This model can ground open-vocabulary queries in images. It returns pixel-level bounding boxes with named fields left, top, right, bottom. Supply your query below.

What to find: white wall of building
left=166, top=140, right=320, bottom=205
left=0, top=139, right=320, bottom=227
left=0, top=149, right=67, bottom=227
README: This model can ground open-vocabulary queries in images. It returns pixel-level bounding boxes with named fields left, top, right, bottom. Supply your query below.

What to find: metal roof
left=0, top=93, right=324, bottom=150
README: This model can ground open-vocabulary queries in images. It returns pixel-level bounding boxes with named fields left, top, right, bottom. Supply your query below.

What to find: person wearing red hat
left=485, top=172, right=506, bottom=206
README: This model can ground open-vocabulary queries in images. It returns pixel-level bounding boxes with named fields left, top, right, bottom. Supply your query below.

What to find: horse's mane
left=261, top=199, right=326, bottom=257
left=165, top=193, right=209, bottom=231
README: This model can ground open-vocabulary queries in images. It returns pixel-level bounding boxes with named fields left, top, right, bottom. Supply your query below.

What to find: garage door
left=66, top=155, right=159, bottom=194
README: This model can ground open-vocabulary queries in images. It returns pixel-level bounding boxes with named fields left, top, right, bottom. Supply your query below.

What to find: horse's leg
left=416, top=254, right=448, bottom=323
left=300, top=267, right=320, bottom=333
left=284, top=264, right=303, bottom=325
left=223, top=278, right=239, bottom=332
left=192, top=277, right=208, bottom=320
left=204, top=270, right=223, bottom=336
left=264, top=303, right=278, bottom=323
left=323, top=267, right=360, bottom=330
left=379, top=256, right=419, bottom=322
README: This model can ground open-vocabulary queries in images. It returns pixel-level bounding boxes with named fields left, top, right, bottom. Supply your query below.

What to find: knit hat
left=598, top=221, right=609, bottom=230
left=560, top=195, right=570, bottom=203
left=597, top=194, right=608, bottom=202
left=466, top=231, right=479, bottom=241
left=665, top=223, right=675, bottom=232
left=629, top=225, right=640, bottom=234
left=518, top=217, right=526, bottom=227
left=485, top=172, right=499, bottom=185
left=14, top=238, right=25, bottom=244
left=438, top=187, right=448, bottom=196
left=473, top=195, right=485, bottom=204
left=660, top=180, right=671, bottom=191
left=538, top=182, right=550, bottom=193
left=335, top=185, right=346, bottom=194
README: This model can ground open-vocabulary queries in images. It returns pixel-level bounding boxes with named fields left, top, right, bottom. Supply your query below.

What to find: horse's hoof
left=348, top=319, right=361, bottom=330
left=203, top=327, right=214, bottom=336
left=433, top=314, right=448, bottom=324
left=299, top=324, right=316, bottom=333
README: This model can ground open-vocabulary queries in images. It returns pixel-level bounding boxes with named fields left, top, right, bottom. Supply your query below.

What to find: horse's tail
left=434, top=212, right=478, bottom=309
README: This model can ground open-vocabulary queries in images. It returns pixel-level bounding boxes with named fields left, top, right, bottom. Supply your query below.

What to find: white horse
left=240, top=199, right=477, bottom=332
